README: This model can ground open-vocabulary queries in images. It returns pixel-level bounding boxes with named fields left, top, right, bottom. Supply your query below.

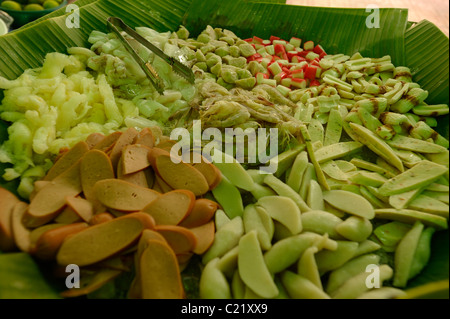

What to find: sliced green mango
left=256, top=196, right=302, bottom=235
left=246, top=169, right=266, bottom=184
left=378, top=160, right=448, bottom=196
left=389, top=188, right=424, bottom=209
left=254, top=205, right=275, bottom=240
left=349, top=123, right=404, bottom=172
left=308, top=118, right=324, bottom=144
left=331, top=264, right=393, bottom=299
left=357, top=287, right=407, bottom=299
left=212, top=175, right=244, bottom=219
left=409, top=227, right=436, bottom=280
left=199, top=258, right=232, bottom=299
left=299, top=163, right=317, bottom=200
left=263, top=174, right=310, bottom=212
left=202, top=216, right=244, bottom=264
left=326, top=254, right=381, bottom=294
left=321, top=160, right=349, bottom=181
left=422, top=190, right=449, bottom=204
left=217, top=246, right=239, bottom=279
left=426, top=183, right=450, bottom=192
left=297, top=246, right=322, bottom=290
left=307, top=180, right=325, bottom=211
left=280, top=271, right=330, bottom=299
left=336, top=216, right=373, bottom=242
left=366, top=186, right=390, bottom=204
left=360, top=185, right=387, bottom=208
left=314, top=141, right=363, bottom=163
left=243, top=204, right=273, bottom=250
left=348, top=170, right=387, bottom=187
left=264, top=233, right=324, bottom=274
left=393, top=221, right=424, bottom=287
left=373, top=221, right=412, bottom=248
left=231, top=270, right=245, bottom=299
left=353, top=240, right=381, bottom=258
left=375, top=208, right=448, bottom=230
left=324, top=108, right=344, bottom=146
left=286, top=151, right=309, bottom=193
left=267, top=144, right=304, bottom=178
left=387, top=135, right=448, bottom=154
left=301, top=210, right=344, bottom=239
left=214, top=209, right=230, bottom=230
left=425, top=150, right=449, bottom=168
left=238, top=230, right=278, bottom=298
left=212, top=150, right=255, bottom=191
left=315, top=240, right=359, bottom=274
left=350, top=158, right=396, bottom=178
left=274, top=276, right=290, bottom=299
left=392, top=148, right=425, bottom=167
left=408, top=195, right=449, bottom=218
left=335, top=160, right=357, bottom=173
left=300, top=124, right=330, bottom=191
left=323, top=189, right=375, bottom=219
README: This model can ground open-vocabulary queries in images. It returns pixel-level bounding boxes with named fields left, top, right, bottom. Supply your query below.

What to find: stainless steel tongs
left=107, top=17, right=195, bottom=94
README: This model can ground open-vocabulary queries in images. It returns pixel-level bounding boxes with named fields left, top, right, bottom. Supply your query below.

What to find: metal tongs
left=107, top=17, right=195, bottom=94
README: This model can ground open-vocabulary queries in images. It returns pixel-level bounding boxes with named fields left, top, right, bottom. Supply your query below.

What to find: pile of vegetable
left=0, top=22, right=449, bottom=299
left=1, top=127, right=221, bottom=298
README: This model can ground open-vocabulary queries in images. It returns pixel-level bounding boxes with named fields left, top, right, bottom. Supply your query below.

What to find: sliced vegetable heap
left=0, top=127, right=221, bottom=298
left=0, top=23, right=449, bottom=299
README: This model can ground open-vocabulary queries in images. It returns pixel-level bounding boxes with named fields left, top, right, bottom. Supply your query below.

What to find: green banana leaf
left=0, top=0, right=448, bottom=299
left=0, top=252, right=62, bottom=299
left=182, top=0, right=408, bottom=65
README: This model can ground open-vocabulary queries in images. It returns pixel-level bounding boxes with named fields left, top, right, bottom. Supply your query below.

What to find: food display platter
left=0, top=0, right=448, bottom=301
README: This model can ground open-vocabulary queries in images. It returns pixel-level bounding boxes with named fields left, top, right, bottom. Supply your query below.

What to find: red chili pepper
left=304, top=66, right=318, bottom=80
left=291, top=56, right=307, bottom=63
left=289, top=37, right=302, bottom=48
left=247, top=53, right=263, bottom=62
left=287, top=51, right=299, bottom=61
left=291, top=68, right=305, bottom=75
left=274, top=43, right=288, bottom=60
left=313, top=44, right=326, bottom=55
left=252, top=36, right=264, bottom=44
left=298, top=50, right=311, bottom=58
left=290, top=70, right=304, bottom=79
left=282, top=66, right=291, bottom=74
left=274, top=43, right=284, bottom=53
left=278, top=72, right=289, bottom=80
left=256, top=72, right=270, bottom=79
left=310, top=79, right=321, bottom=86
left=291, top=78, right=307, bottom=89
left=310, top=59, right=321, bottom=67
left=270, top=35, right=281, bottom=43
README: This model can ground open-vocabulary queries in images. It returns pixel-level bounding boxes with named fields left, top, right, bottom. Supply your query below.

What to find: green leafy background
left=0, top=0, right=448, bottom=298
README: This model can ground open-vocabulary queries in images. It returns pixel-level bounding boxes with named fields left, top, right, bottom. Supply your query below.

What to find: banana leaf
left=405, top=20, right=449, bottom=106
left=0, top=0, right=448, bottom=298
